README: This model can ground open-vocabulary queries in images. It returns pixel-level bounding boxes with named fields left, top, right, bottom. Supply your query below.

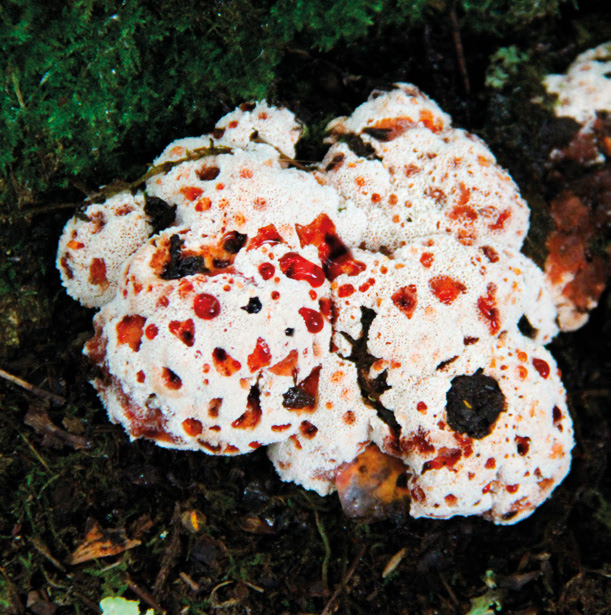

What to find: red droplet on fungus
left=194, top=293, right=221, bottom=320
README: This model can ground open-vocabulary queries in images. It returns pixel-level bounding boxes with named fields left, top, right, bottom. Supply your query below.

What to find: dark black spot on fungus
left=144, top=195, right=177, bottom=234
left=518, top=315, right=538, bottom=339
left=436, top=356, right=459, bottom=371
left=282, top=386, right=316, bottom=409
left=395, top=472, right=408, bottom=488
left=241, top=297, right=262, bottom=314
left=446, top=369, right=506, bottom=439
left=212, top=259, right=231, bottom=269
left=285, top=328, right=294, bottom=336
left=342, top=134, right=380, bottom=160
left=340, top=307, right=401, bottom=442
left=161, top=234, right=208, bottom=279
left=222, top=231, right=248, bottom=254
left=363, top=126, right=394, bottom=141
left=239, top=102, right=257, bottom=112
left=212, top=127, right=225, bottom=139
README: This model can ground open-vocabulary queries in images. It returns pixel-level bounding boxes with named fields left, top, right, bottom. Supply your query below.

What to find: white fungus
left=58, top=90, right=576, bottom=524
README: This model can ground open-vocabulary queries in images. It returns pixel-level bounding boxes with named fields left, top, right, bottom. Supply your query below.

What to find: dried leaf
left=68, top=519, right=140, bottom=565
left=335, top=444, right=411, bottom=519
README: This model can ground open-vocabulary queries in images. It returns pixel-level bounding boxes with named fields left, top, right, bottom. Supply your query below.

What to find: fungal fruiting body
left=58, top=89, right=576, bottom=524
left=542, top=42, right=611, bottom=331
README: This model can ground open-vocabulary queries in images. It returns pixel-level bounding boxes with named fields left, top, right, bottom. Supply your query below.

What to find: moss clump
left=1, top=0, right=568, bottom=213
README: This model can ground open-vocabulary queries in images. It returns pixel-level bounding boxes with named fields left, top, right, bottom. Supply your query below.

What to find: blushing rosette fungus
left=58, top=90, right=576, bottom=524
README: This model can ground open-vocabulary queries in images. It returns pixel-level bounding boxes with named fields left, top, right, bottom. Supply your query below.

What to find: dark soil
left=1, top=3, right=609, bottom=614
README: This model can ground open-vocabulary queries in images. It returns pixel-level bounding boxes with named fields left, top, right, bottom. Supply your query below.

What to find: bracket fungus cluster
left=59, top=84, right=581, bottom=525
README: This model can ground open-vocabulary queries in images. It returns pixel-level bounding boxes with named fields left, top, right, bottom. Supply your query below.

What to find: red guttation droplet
left=194, top=293, right=221, bottom=319
left=392, top=284, right=418, bottom=319
left=116, top=315, right=146, bottom=351
left=429, top=276, right=467, bottom=305
left=532, top=358, right=550, bottom=379
left=420, top=252, right=434, bottom=268
left=279, top=252, right=325, bottom=288
left=145, top=324, right=158, bottom=340
left=295, top=214, right=366, bottom=280
left=232, top=385, right=262, bottom=429
left=477, top=283, right=500, bottom=334
left=258, top=262, right=275, bottom=280
left=247, top=337, right=272, bottom=372
left=421, top=447, right=462, bottom=473
left=299, top=307, right=324, bottom=333
left=248, top=224, right=284, bottom=250
left=169, top=319, right=195, bottom=347
left=338, top=284, right=355, bottom=298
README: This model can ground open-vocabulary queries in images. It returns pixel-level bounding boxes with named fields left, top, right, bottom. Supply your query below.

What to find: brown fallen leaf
left=334, top=443, right=411, bottom=519
left=24, top=404, right=91, bottom=450
left=68, top=518, right=140, bottom=565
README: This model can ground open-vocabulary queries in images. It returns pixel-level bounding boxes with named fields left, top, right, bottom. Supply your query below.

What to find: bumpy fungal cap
left=267, top=355, right=376, bottom=495
left=543, top=42, right=611, bottom=126
left=322, top=83, right=529, bottom=252
left=212, top=101, right=303, bottom=159
left=57, top=192, right=152, bottom=308
left=374, top=334, right=573, bottom=524
left=146, top=142, right=341, bottom=248
left=86, top=229, right=333, bottom=454
left=58, top=90, right=574, bottom=525
left=332, top=236, right=557, bottom=382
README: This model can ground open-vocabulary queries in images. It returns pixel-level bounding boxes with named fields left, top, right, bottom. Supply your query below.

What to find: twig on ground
left=320, top=544, right=367, bottom=615
left=0, top=367, right=65, bottom=405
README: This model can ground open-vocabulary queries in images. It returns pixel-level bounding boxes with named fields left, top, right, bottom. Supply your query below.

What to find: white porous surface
left=322, top=83, right=529, bottom=252
left=146, top=143, right=341, bottom=247
left=375, top=334, right=573, bottom=524
left=213, top=101, right=303, bottom=159
left=57, top=191, right=151, bottom=308
left=267, top=355, right=376, bottom=496
left=332, top=236, right=557, bottom=381
left=86, top=229, right=332, bottom=454
left=57, top=91, right=576, bottom=524
left=543, top=42, right=611, bottom=126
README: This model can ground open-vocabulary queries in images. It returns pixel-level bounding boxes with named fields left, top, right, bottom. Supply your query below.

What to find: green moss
left=1, top=0, right=569, bottom=214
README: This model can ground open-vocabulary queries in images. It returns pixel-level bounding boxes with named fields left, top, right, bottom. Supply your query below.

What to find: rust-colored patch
left=269, top=350, right=299, bottom=377
left=392, top=284, right=418, bottom=318
left=247, top=337, right=272, bottom=372
left=116, top=315, right=146, bottom=351
left=429, top=276, right=467, bottom=304
left=169, top=318, right=195, bottom=347
left=295, top=213, right=366, bottom=280
left=89, top=258, right=108, bottom=287
left=212, top=348, right=242, bottom=377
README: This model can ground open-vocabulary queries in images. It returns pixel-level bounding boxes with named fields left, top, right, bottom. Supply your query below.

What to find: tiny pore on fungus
left=58, top=89, right=576, bottom=524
